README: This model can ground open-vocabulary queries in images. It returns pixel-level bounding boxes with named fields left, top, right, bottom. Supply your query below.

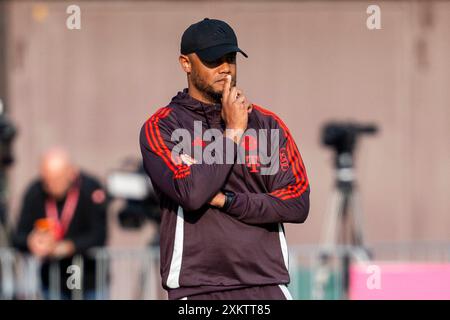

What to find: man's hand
left=209, top=191, right=226, bottom=208
left=221, top=75, right=252, bottom=143
left=27, top=230, right=56, bottom=258
left=50, top=240, right=76, bottom=259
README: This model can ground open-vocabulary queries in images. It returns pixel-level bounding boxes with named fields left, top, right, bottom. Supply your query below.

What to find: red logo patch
left=280, top=148, right=289, bottom=172
left=245, top=155, right=261, bottom=173
left=240, top=135, right=258, bottom=151
left=92, top=189, right=106, bottom=204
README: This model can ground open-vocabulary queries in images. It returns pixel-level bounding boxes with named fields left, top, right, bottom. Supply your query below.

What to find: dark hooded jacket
left=140, top=89, right=310, bottom=299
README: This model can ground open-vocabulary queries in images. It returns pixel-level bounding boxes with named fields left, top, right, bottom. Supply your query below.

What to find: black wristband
left=222, top=191, right=236, bottom=211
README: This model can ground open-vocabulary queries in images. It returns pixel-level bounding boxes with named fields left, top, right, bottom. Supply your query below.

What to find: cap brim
left=196, top=44, right=248, bottom=63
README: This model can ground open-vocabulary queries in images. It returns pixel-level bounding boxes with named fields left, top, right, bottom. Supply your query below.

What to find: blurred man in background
left=13, top=147, right=108, bottom=299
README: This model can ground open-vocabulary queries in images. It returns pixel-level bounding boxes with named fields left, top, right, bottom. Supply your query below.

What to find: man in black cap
left=140, top=18, right=310, bottom=300
left=179, top=18, right=249, bottom=107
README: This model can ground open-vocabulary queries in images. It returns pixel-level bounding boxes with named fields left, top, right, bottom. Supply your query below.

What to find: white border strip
left=278, top=223, right=289, bottom=270
left=279, top=284, right=293, bottom=300
left=166, top=206, right=184, bottom=288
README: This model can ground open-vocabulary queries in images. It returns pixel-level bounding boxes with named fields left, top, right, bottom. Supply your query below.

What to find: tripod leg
left=314, top=188, right=346, bottom=299
left=348, top=188, right=371, bottom=260
left=323, top=189, right=344, bottom=249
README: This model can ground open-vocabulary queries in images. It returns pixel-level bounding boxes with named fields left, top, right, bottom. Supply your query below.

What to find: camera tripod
left=312, top=152, right=370, bottom=300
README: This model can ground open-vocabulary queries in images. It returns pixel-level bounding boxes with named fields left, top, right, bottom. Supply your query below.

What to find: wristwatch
left=222, top=191, right=236, bottom=211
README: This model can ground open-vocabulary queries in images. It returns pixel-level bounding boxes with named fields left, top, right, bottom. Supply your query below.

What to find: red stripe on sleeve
left=253, top=105, right=309, bottom=200
left=146, top=108, right=177, bottom=173
left=145, top=107, right=191, bottom=179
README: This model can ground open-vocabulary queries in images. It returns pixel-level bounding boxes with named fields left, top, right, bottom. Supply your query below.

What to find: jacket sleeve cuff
left=223, top=192, right=248, bottom=219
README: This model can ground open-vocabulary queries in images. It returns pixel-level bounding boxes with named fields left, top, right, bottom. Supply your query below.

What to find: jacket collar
left=170, top=89, right=223, bottom=126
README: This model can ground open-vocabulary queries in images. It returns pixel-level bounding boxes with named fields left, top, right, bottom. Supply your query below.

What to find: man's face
left=40, top=162, right=76, bottom=200
left=188, top=52, right=237, bottom=103
left=42, top=171, right=73, bottom=200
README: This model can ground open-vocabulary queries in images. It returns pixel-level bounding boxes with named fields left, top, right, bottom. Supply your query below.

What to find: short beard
left=190, top=69, right=223, bottom=104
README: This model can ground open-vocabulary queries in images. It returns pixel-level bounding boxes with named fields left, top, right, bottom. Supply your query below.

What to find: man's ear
left=179, top=55, right=192, bottom=73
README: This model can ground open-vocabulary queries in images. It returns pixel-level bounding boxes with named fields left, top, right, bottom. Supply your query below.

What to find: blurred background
left=0, top=0, right=449, bottom=300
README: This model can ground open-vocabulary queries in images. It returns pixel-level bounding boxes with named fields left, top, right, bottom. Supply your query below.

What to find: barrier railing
left=1, top=243, right=449, bottom=300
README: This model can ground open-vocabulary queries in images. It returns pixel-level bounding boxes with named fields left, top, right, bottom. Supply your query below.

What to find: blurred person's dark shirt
left=13, top=172, right=107, bottom=298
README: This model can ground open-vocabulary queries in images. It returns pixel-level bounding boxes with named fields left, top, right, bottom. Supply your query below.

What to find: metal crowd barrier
left=0, top=246, right=161, bottom=300
left=1, top=243, right=450, bottom=300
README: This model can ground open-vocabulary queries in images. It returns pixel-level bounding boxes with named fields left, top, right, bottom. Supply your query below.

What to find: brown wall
left=5, top=1, right=450, bottom=245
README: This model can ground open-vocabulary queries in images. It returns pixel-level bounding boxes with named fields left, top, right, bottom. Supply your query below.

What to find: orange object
left=34, top=218, right=54, bottom=232
left=34, top=218, right=62, bottom=239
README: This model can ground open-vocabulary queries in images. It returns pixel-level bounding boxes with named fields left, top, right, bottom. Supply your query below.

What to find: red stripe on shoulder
left=145, top=107, right=191, bottom=180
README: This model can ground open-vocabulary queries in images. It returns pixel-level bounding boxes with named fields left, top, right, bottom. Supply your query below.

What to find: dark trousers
left=180, top=284, right=292, bottom=300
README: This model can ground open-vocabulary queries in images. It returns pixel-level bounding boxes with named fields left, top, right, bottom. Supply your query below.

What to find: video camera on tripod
left=322, top=122, right=377, bottom=169
left=105, top=160, right=161, bottom=245
left=313, top=121, right=378, bottom=299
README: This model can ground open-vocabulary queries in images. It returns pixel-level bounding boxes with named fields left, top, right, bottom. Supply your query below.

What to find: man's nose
left=218, top=61, right=231, bottom=74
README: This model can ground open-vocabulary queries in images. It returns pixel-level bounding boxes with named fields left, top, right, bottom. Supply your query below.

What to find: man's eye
left=206, top=61, right=221, bottom=68
left=226, top=56, right=236, bottom=63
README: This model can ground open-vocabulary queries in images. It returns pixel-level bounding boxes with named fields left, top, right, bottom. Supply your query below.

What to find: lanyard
left=45, top=180, right=80, bottom=240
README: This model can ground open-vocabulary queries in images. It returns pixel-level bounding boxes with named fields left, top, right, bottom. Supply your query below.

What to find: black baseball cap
left=180, top=18, right=248, bottom=62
